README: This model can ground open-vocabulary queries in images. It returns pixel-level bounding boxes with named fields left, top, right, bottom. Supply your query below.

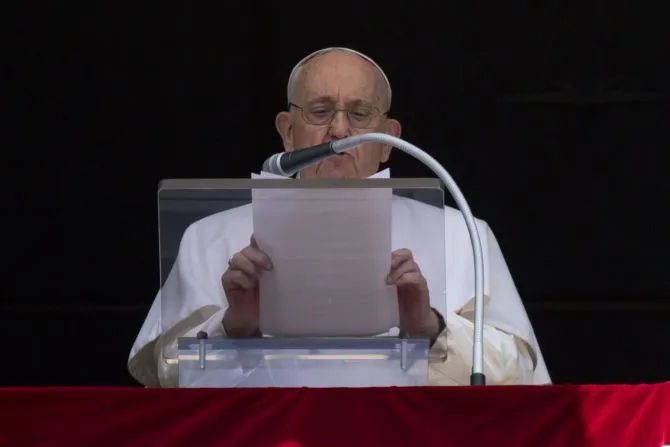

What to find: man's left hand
left=386, top=249, right=440, bottom=339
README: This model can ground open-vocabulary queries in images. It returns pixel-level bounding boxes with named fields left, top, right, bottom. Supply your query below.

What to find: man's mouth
left=335, top=147, right=356, bottom=157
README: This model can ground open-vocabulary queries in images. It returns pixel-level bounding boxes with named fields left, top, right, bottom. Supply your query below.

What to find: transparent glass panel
left=157, top=178, right=446, bottom=386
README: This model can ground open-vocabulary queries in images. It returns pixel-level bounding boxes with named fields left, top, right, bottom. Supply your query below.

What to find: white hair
left=286, top=47, right=392, bottom=109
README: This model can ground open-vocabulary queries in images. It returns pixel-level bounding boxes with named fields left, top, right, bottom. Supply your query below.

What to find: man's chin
left=309, top=158, right=358, bottom=179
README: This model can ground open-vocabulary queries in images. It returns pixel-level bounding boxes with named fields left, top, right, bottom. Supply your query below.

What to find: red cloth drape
left=1, top=384, right=669, bottom=447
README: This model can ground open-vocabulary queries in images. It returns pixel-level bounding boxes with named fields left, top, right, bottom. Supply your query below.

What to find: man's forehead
left=296, top=54, right=384, bottom=105
left=287, top=47, right=392, bottom=108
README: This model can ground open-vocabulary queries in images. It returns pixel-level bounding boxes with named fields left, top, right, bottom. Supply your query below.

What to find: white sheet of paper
left=250, top=171, right=398, bottom=337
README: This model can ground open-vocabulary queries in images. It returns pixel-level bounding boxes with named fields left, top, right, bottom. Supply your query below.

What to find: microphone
left=261, top=133, right=487, bottom=386
left=262, top=142, right=343, bottom=177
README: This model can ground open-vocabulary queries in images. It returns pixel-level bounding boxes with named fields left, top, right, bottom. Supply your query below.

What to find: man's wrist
left=425, top=309, right=440, bottom=341
left=403, top=309, right=442, bottom=340
left=429, top=308, right=446, bottom=345
left=222, top=308, right=261, bottom=338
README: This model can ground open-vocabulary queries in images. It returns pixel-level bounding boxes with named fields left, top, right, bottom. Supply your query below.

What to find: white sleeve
left=128, top=222, right=233, bottom=388
left=428, top=311, right=541, bottom=385
left=152, top=308, right=228, bottom=388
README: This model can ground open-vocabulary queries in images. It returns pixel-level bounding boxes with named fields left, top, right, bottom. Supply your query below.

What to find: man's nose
left=328, top=110, right=351, bottom=138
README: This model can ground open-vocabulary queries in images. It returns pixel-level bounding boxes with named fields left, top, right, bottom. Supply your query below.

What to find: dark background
left=5, top=2, right=669, bottom=386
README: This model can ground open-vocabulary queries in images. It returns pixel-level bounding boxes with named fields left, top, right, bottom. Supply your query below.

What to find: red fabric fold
left=1, top=384, right=668, bottom=447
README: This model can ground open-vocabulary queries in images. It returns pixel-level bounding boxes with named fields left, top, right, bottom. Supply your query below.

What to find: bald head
left=287, top=48, right=392, bottom=111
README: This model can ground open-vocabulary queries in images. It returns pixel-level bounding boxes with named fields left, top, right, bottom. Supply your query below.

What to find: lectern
left=157, top=178, right=447, bottom=387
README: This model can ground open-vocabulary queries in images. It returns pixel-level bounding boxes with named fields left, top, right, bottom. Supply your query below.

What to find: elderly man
left=128, top=47, right=551, bottom=387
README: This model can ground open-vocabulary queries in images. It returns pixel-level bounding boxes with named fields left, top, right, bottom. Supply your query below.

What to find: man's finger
left=391, top=248, right=413, bottom=267
left=229, top=252, right=261, bottom=278
left=222, top=269, right=257, bottom=291
left=241, top=246, right=273, bottom=271
left=394, top=271, right=425, bottom=288
left=386, top=259, right=419, bottom=284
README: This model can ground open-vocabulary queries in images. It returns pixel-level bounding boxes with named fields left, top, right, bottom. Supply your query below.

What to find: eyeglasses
left=289, top=101, right=387, bottom=129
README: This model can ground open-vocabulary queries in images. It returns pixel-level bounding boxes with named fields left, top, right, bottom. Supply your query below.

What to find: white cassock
left=128, top=169, right=551, bottom=387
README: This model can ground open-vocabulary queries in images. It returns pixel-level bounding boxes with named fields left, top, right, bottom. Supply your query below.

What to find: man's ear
left=275, top=111, right=294, bottom=152
left=380, top=118, right=401, bottom=163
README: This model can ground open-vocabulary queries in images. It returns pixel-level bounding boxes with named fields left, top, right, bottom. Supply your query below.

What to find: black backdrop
left=5, top=2, right=669, bottom=386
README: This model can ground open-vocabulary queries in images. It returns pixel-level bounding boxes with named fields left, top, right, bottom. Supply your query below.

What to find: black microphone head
left=261, top=142, right=336, bottom=177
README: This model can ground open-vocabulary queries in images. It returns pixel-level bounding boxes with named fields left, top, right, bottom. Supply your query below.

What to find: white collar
left=367, top=168, right=390, bottom=179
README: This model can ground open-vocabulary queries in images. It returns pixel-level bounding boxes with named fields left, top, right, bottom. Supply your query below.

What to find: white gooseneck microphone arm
left=331, top=134, right=485, bottom=385
left=263, top=133, right=486, bottom=385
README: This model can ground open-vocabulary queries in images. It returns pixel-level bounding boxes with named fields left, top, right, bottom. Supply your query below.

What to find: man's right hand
left=221, top=235, right=273, bottom=337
